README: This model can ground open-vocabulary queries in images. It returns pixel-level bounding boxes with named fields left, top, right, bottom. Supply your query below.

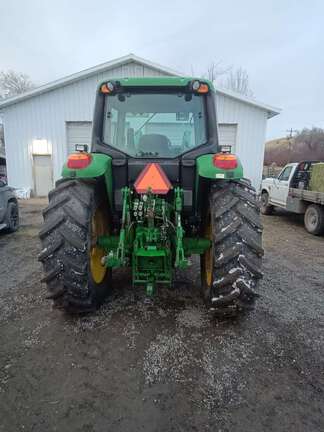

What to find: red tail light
left=67, top=153, right=92, bottom=169
left=213, top=153, right=238, bottom=170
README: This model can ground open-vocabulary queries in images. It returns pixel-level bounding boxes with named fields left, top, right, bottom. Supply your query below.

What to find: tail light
left=67, top=153, right=92, bottom=169
left=213, top=153, right=238, bottom=170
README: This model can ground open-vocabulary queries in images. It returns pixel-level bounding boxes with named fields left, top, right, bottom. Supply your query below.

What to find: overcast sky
left=0, top=0, right=323, bottom=139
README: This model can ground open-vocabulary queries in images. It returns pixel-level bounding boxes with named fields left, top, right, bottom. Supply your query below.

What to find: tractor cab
left=91, top=77, right=219, bottom=213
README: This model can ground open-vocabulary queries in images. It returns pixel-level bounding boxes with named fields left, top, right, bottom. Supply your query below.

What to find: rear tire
left=201, top=180, right=263, bottom=316
left=5, top=201, right=19, bottom=232
left=38, top=179, right=112, bottom=313
left=304, top=204, right=324, bottom=235
left=260, top=191, right=274, bottom=215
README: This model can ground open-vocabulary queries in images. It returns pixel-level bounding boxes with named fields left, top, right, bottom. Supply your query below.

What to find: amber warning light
left=134, top=163, right=172, bottom=194
left=192, top=80, right=209, bottom=94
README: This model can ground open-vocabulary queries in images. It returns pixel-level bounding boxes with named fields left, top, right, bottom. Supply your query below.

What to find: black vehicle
left=0, top=180, right=19, bottom=232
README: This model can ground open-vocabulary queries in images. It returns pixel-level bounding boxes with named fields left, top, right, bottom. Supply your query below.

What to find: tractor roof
left=99, top=76, right=215, bottom=91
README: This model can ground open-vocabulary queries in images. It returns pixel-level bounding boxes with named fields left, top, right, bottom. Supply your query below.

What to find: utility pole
left=286, top=128, right=298, bottom=163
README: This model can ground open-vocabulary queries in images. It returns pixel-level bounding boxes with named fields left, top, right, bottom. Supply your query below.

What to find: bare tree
left=204, top=62, right=253, bottom=97
left=0, top=70, right=35, bottom=98
left=264, top=127, right=324, bottom=166
left=295, top=127, right=324, bottom=157
left=204, top=61, right=232, bottom=82
left=224, top=67, right=253, bottom=97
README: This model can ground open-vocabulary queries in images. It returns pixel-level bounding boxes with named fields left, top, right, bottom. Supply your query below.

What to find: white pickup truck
left=261, top=161, right=324, bottom=235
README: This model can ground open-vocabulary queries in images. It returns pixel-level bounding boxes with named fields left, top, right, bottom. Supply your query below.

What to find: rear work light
left=213, top=153, right=238, bottom=170
left=101, top=81, right=115, bottom=94
left=191, top=80, right=209, bottom=94
left=67, top=153, right=92, bottom=169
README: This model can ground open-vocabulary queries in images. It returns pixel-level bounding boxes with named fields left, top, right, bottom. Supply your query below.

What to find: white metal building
left=0, top=54, right=280, bottom=196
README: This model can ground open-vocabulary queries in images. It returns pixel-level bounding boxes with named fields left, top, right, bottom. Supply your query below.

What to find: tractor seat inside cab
left=138, top=134, right=170, bottom=155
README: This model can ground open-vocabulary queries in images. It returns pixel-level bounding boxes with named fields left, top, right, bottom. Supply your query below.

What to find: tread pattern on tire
left=209, top=179, right=263, bottom=314
left=38, top=179, right=104, bottom=313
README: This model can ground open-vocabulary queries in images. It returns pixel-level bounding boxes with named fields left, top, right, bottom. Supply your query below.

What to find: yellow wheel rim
left=90, top=207, right=107, bottom=284
left=203, top=216, right=213, bottom=287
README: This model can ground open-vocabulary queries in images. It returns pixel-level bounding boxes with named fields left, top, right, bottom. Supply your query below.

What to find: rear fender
left=196, top=153, right=243, bottom=181
left=195, top=154, right=244, bottom=215
left=62, top=153, right=113, bottom=205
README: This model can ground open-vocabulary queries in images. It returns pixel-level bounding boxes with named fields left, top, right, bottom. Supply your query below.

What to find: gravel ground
left=0, top=199, right=323, bottom=432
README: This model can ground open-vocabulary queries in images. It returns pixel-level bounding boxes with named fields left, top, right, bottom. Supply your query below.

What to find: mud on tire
left=38, top=179, right=111, bottom=313
left=201, top=179, right=263, bottom=316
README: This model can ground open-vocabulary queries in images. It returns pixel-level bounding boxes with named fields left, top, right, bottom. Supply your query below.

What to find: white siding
left=216, top=93, right=268, bottom=187
left=3, top=61, right=173, bottom=191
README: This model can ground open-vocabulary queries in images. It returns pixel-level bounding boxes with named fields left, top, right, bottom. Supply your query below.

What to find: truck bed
left=289, top=188, right=324, bottom=205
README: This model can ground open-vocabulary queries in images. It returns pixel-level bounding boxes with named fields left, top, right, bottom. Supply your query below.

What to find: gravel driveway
left=0, top=199, right=323, bottom=432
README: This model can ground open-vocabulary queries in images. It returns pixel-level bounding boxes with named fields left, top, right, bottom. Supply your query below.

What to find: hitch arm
left=174, top=187, right=188, bottom=269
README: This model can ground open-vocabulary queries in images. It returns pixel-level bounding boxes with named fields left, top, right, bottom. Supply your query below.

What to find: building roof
left=215, top=86, right=280, bottom=119
left=0, top=53, right=280, bottom=118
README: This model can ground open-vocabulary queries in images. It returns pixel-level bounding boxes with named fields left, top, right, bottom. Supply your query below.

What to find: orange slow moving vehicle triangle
left=134, top=163, right=172, bottom=195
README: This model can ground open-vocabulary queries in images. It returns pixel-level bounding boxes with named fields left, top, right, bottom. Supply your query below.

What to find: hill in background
left=264, top=127, right=324, bottom=166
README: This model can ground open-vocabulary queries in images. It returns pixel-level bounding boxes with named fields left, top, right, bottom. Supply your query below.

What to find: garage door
left=66, top=122, right=92, bottom=154
left=218, top=123, right=237, bottom=152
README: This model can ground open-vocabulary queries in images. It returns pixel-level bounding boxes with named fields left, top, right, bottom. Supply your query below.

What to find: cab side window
left=278, top=166, right=293, bottom=181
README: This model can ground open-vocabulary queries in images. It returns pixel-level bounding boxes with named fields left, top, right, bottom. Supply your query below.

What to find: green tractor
left=38, top=77, right=263, bottom=315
